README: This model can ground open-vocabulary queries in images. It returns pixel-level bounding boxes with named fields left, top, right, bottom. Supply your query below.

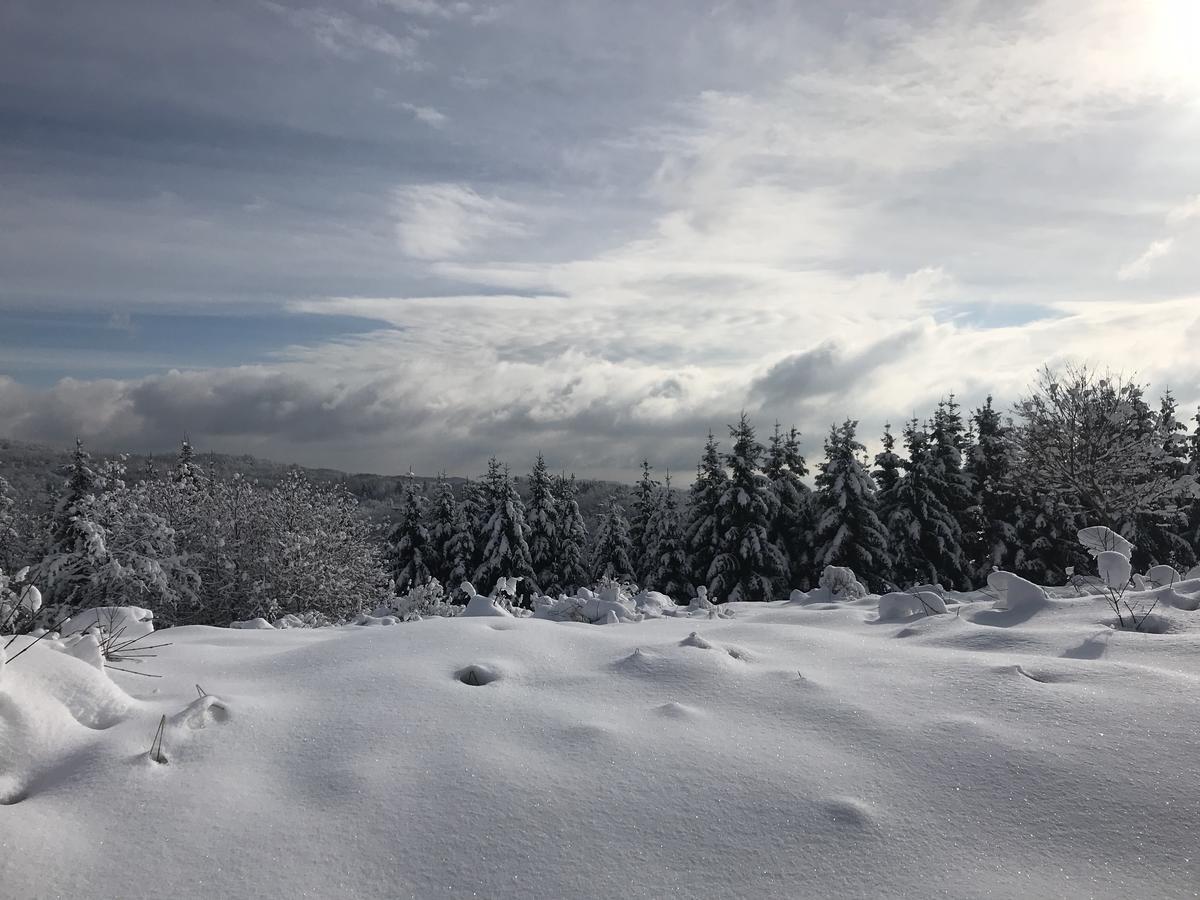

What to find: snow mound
left=60, top=606, right=155, bottom=640
left=877, top=591, right=948, bottom=621
left=350, top=613, right=401, bottom=626
left=462, top=593, right=515, bottom=618
left=1149, top=584, right=1200, bottom=612
left=0, top=641, right=137, bottom=804
left=230, top=617, right=275, bottom=630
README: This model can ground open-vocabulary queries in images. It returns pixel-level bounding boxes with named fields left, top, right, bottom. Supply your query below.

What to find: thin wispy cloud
left=1118, top=238, right=1175, bottom=281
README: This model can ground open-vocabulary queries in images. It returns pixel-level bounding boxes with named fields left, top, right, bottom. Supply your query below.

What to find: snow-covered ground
left=3, top=584, right=1200, bottom=899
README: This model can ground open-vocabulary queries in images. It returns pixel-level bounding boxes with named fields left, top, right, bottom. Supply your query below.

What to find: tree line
left=2, top=365, right=1198, bottom=626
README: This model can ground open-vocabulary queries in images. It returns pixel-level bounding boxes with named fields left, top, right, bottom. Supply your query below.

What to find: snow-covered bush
left=1078, top=527, right=1159, bottom=631
left=375, top=579, right=461, bottom=621
left=818, top=565, right=868, bottom=600
left=0, top=566, right=42, bottom=637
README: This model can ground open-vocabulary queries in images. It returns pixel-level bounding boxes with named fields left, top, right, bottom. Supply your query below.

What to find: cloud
left=393, top=183, right=526, bottom=259
left=401, top=102, right=447, bottom=126
left=5, top=1, right=1200, bottom=477
left=267, top=4, right=420, bottom=64
left=1166, top=194, right=1200, bottom=226
left=1117, top=238, right=1174, bottom=281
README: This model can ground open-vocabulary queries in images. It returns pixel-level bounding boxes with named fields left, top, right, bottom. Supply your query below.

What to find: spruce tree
left=644, top=470, right=690, bottom=601
left=709, top=414, right=786, bottom=602
left=928, top=397, right=974, bottom=588
left=173, top=438, right=202, bottom=486
left=590, top=494, right=635, bottom=583
left=965, top=396, right=1019, bottom=579
left=812, top=420, right=891, bottom=591
left=388, top=478, right=433, bottom=593
left=683, top=431, right=728, bottom=596
left=1138, top=390, right=1197, bottom=569
left=553, top=473, right=590, bottom=593
left=873, top=424, right=903, bottom=497
left=525, top=454, right=559, bottom=595
left=458, top=478, right=486, bottom=578
left=426, top=476, right=460, bottom=585
left=885, top=421, right=965, bottom=588
left=629, top=459, right=660, bottom=584
left=764, top=424, right=813, bottom=592
left=473, top=459, right=534, bottom=597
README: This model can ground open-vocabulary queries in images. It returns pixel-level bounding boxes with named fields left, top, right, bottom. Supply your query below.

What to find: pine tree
left=425, top=476, right=460, bottom=585
left=928, top=397, right=974, bottom=588
left=525, top=454, right=559, bottom=595
left=388, top=478, right=433, bottom=593
left=764, top=424, right=813, bottom=592
left=1138, top=390, right=1197, bottom=570
left=873, top=424, right=903, bottom=497
left=709, top=414, right=786, bottom=602
left=884, top=420, right=965, bottom=588
left=644, top=470, right=690, bottom=601
left=590, top=494, right=635, bottom=583
left=683, top=431, right=728, bottom=597
left=812, top=420, right=891, bottom=591
left=172, top=438, right=202, bottom=487
left=553, top=473, right=589, bottom=593
left=965, top=396, right=1019, bottom=579
left=458, top=478, right=486, bottom=578
left=473, top=459, right=534, bottom=597
left=629, top=459, right=660, bottom=584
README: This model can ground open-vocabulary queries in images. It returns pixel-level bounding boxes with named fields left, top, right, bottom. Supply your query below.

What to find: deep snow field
left=3, top=581, right=1200, bottom=899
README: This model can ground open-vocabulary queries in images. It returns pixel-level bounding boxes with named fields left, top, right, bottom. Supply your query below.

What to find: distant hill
left=0, top=438, right=672, bottom=530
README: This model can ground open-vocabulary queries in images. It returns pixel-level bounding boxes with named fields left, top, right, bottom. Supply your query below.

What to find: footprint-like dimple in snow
left=455, top=664, right=501, bottom=686
left=725, top=646, right=751, bottom=662
left=170, top=694, right=231, bottom=730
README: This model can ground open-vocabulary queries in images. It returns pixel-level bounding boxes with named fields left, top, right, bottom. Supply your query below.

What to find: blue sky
left=3, top=0, right=1200, bottom=478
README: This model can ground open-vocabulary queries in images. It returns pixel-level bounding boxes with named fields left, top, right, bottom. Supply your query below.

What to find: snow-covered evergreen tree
left=473, top=459, right=534, bottom=597
left=629, top=459, right=660, bottom=584
left=643, top=470, right=689, bottom=601
left=965, top=396, right=1018, bottom=579
left=525, top=454, right=559, bottom=595
left=1138, top=390, right=1198, bottom=570
left=36, top=447, right=200, bottom=622
left=172, top=438, right=202, bottom=486
left=1187, top=407, right=1200, bottom=558
left=928, top=398, right=974, bottom=588
left=764, top=423, right=813, bottom=591
left=813, top=420, right=891, bottom=591
left=553, top=473, right=589, bottom=593
left=683, top=432, right=727, bottom=596
left=425, top=476, right=460, bottom=585
left=873, top=424, right=903, bottom=498
left=709, top=414, right=786, bottom=602
left=590, top=494, right=635, bottom=583
left=388, top=478, right=433, bottom=593
left=884, top=421, right=965, bottom=589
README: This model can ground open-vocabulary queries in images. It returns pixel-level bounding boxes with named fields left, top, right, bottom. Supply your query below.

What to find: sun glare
left=1150, top=0, right=1200, bottom=88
